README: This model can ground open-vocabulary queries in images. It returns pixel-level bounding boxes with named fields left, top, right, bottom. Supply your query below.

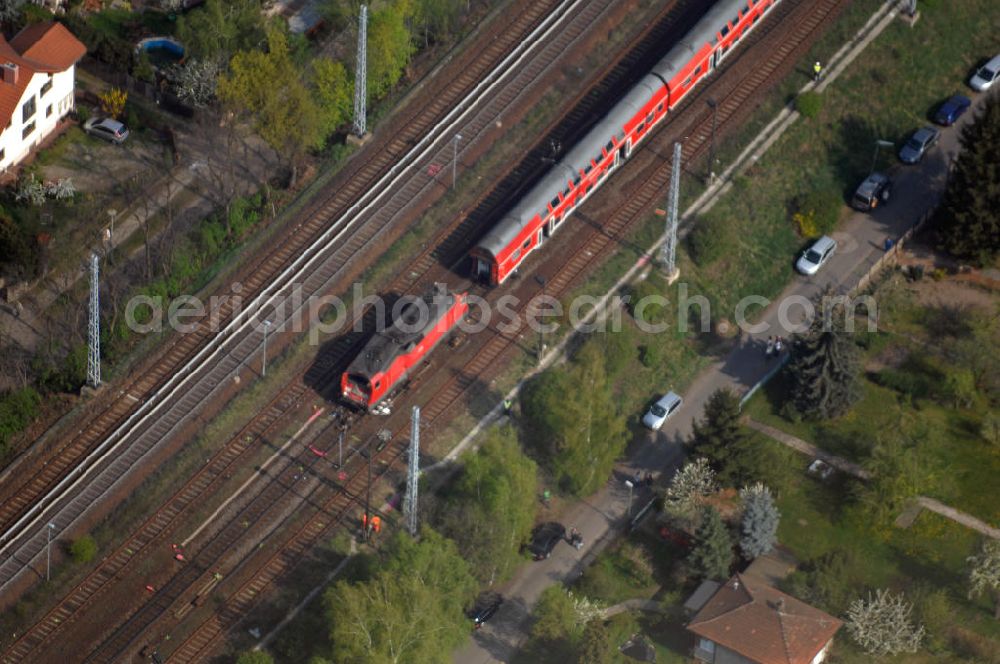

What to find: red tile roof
left=687, top=574, right=843, bottom=664
left=0, top=22, right=85, bottom=135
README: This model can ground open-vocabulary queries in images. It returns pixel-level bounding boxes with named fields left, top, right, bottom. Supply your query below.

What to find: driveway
left=453, top=82, right=987, bottom=664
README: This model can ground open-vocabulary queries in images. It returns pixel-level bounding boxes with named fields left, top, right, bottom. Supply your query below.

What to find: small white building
left=0, top=21, right=86, bottom=174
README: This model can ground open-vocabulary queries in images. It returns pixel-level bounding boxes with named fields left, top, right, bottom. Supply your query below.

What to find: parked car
left=83, top=117, right=130, bottom=144
left=467, top=592, right=504, bottom=629
left=898, top=126, right=940, bottom=164
left=969, top=54, right=1000, bottom=92
left=933, top=94, right=971, bottom=126
left=641, top=391, right=683, bottom=430
left=852, top=172, right=892, bottom=211
left=528, top=522, right=565, bottom=560
left=795, top=235, right=837, bottom=276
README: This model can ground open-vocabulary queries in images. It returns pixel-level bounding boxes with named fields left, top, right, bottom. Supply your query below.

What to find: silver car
left=970, top=54, right=1000, bottom=92
left=898, top=126, right=939, bottom=164
left=796, top=235, right=837, bottom=276
left=642, top=391, right=683, bottom=430
left=83, top=117, right=130, bottom=144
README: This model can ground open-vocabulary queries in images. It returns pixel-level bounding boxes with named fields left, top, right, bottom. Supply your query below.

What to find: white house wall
left=0, top=64, right=76, bottom=172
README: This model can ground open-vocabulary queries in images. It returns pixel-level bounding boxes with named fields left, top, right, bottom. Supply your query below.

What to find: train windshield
left=342, top=374, right=371, bottom=403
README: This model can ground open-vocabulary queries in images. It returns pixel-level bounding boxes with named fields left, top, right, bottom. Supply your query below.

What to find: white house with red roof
left=687, top=574, right=843, bottom=664
left=0, top=21, right=86, bottom=173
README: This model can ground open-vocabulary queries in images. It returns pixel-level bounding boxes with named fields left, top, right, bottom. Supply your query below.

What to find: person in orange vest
left=371, top=515, right=382, bottom=534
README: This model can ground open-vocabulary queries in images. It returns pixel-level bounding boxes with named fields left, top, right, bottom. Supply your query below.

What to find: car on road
left=528, top=522, right=565, bottom=560
left=852, top=172, right=892, bottom=211
left=641, top=391, right=683, bottom=430
left=933, top=94, right=971, bottom=126
left=83, top=117, right=130, bottom=144
left=898, top=126, right=940, bottom=164
left=969, top=54, right=1000, bottom=92
left=467, top=592, right=504, bottom=629
left=795, top=235, right=837, bottom=276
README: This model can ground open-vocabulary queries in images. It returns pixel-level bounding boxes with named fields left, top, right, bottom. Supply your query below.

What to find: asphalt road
left=453, top=85, right=991, bottom=664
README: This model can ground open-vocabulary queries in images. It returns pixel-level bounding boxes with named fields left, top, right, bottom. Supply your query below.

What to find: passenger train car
left=341, top=284, right=469, bottom=410
left=470, top=0, right=782, bottom=285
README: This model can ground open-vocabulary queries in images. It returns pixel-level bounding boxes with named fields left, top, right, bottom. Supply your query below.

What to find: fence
left=852, top=204, right=937, bottom=294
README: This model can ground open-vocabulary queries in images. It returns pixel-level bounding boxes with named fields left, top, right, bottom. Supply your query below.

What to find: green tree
left=786, top=295, right=861, bottom=419
left=858, top=433, right=933, bottom=527
left=578, top=619, right=612, bottom=664
left=176, top=0, right=267, bottom=62
left=413, top=0, right=463, bottom=47
left=312, top=58, right=353, bottom=139
left=935, top=93, right=1000, bottom=264
left=325, top=529, right=475, bottom=663
left=437, top=426, right=537, bottom=584
left=522, top=340, right=628, bottom=496
left=689, top=389, right=746, bottom=470
left=69, top=535, right=97, bottom=564
left=235, top=652, right=274, bottom=664
left=218, top=29, right=323, bottom=187
left=368, top=2, right=415, bottom=100
left=687, top=507, right=733, bottom=581
left=532, top=586, right=579, bottom=643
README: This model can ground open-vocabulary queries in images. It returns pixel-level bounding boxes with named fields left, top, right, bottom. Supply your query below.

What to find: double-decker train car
left=470, top=0, right=781, bottom=285
left=340, top=284, right=469, bottom=410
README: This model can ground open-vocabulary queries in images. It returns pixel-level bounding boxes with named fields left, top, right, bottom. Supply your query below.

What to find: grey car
left=898, top=126, right=939, bottom=164
left=83, top=117, right=130, bottom=144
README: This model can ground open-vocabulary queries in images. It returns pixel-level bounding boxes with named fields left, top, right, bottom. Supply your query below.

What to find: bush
left=0, top=387, right=41, bottom=453
left=639, top=343, right=663, bottom=369
left=626, top=279, right=666, bottom=325
left=600, top=326, right=636, bottom=377
left=687, top=212, right=737, bottom=267
left=795, top=188, right=841, bottom=236
left=69, top=535, right=97, bottom=564
left=796, top=91, right=823, bottom=118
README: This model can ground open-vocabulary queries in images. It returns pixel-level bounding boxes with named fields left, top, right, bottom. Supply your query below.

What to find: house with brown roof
left=686, top=573, right=842, bottom=664
left=0, top=21, right=86, bottom=173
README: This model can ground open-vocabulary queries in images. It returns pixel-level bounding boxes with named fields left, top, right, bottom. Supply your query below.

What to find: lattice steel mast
left=352, top=5, right=368, bottom=137
left=403, top=406, right=420, bottom=536
left=87, top=252, right=101, bottom=388
left=660, top=142, right=682, bottom=279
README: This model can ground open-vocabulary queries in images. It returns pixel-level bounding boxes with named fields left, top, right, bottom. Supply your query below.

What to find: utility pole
left=452, top=133, right=463, bottom=189
left=261, top=320, right=272, bottom=377
left=352, top=5, right=368, bottom=138
left=535, top=275, right=547, bottom=363
left=706, top=99, right=718, bottom=184
left=624, top=480, right=634, bottom=517
left=87, top=253, right=101, bottom=388
left=660, top=142, right=682, bottom=283
left=45, top=523, right=55, bottom=581
left=869, top=139, right=894, bottom=176
left=403, top=406, right=420, bottom=537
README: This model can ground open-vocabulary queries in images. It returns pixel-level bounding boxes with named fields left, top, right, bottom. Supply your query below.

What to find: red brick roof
left=0, top=22, right=85, bottom=133
left=687, top=574, right=842, bottom=664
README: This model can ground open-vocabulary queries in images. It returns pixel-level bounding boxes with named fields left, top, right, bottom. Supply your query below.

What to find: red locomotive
left=341, top=284, right=469, bottom=410
left=470, top=0, right=782, bottom=285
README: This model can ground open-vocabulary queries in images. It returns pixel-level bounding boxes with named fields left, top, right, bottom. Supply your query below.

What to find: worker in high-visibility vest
left=371, top=515, right=382, bottom=534
left=813, top=61, right=823, bottom=82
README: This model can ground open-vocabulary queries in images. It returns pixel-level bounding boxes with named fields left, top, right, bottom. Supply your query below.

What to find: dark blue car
left=933, top=95, right=971, bottom=126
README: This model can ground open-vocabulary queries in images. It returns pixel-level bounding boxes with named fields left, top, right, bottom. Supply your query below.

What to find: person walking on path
left=765, top=336, right=775, bottom=357
left=774, top=336, right=784, bottom=355
left=813, top=61, right=823, bottom=82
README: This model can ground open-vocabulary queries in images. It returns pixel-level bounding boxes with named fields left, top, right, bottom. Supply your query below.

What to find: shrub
left=69, top=535, right=97, bottom=564
left=0, top=387, right=41, bottom=453
left=687, top=213, right=737, bottom=267
left=796, top=91, right=823, bottom=118
left=626, top=279, right=666, bottom=325
left=943, top=367, right=977, bottom=408
left=639, top=343, right=663, bottom=369
left=601, top=326, right=636, bottom=377
left=792, top=209, right=820, bottom=238
left=796, top=188, right=842, bottom=236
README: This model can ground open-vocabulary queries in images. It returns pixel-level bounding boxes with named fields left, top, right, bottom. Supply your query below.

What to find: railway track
left=0, top=0, right=614, bottom=596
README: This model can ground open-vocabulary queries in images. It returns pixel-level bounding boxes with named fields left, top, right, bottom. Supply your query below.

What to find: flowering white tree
left=967, top=539, right=1000, bottom=620
left=569, top=591, right=605, bottom=623
left=739, top=483, right=780, bottom=560
left=15, top=173, right=46, bottom=206
left=846, top=589, right=925, bottom=656
left=663, top=457, right=716, bottom=522
left=45, top=178, right=76, bottom=201
left=172, top=58, right=221, bottom=108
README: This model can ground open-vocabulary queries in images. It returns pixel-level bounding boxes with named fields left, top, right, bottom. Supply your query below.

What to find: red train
left=341, top=284, right=469, bottom=410
left=470, top=0, right=782, bottom=285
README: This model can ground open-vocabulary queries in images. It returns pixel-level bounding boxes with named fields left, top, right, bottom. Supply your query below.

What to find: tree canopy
left=846, top=589, right=925, bottom=656
left=325, top=528, right=476, bottom=663
left=689, top=389, right=746, bottom=469
left=522, top=340, right=629, bottom=496
left=177, top=0, right=267, bottom=62
left=687, top=506, right=733, bottom=581
left=967, top=539, right=1000, bottom=620
left=367, top=2, right=415, bottom=100
left=935, top=93, right=1000, bottom=265
left=739, top=483, right=780, bottom=560
left=435, top=426, right=537, bottom=585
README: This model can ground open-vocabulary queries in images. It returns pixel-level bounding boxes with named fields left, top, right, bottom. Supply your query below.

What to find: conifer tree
left=936, top=94, right=1000, bottom=264
left=739, top=483, right=780, bottom=560
left=687, top=506, right=733, bottom=581
left=787, top=295, right=861, bottom=419
left=689, top=389, right=745, bottom=468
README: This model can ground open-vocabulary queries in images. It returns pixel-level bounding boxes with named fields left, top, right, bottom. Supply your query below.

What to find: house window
left=41, top=77, right=52, bottom=97
left=22, top=97, right=36, bottom=122
left=699, top=639, right=716, bottom=653
left=46, top=105, right=52, bottom=118
left=22, top=121, right=35, bottom=139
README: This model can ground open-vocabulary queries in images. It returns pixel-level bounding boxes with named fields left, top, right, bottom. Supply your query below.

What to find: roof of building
left=0, top=22, right=86, bottom=134
left=687, top=573, right=843, bottom=664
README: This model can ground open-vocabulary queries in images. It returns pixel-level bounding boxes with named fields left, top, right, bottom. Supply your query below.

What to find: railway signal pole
left=45, top=522, right=55, bottom=581
left=706, top=98, right=718, bottom=184
left=261, top=320, right=272, bottom=377
left=453, top=133, right=463, bottom=189
left=403, top=406, right=420, bottom=537
left=352, top=5, right=368, bottom=138
left=87, top=252, right=101, bottom=388
left=660, top=142, right=682, bottom=283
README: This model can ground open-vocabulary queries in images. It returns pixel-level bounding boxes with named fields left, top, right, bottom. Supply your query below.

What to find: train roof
left=345, top=284, right=458, bottom=378
left=651, top=0, right=744, bottom=81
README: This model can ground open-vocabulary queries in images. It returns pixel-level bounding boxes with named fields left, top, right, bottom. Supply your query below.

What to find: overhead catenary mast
left=352, top=5, right=368, bottom=138
left=660, top=142, right=682, bottom=283
left=403, top=406, right=420, bottom=537
left=87, top=252, right=101, bottom=388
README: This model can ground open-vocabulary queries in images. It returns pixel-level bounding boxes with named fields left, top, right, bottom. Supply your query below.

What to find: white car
left=795, top=235, right=837, bottom=276
left=642, top=391, right=683, bottom=430
left=970, top=54, right=1000, bottom=92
